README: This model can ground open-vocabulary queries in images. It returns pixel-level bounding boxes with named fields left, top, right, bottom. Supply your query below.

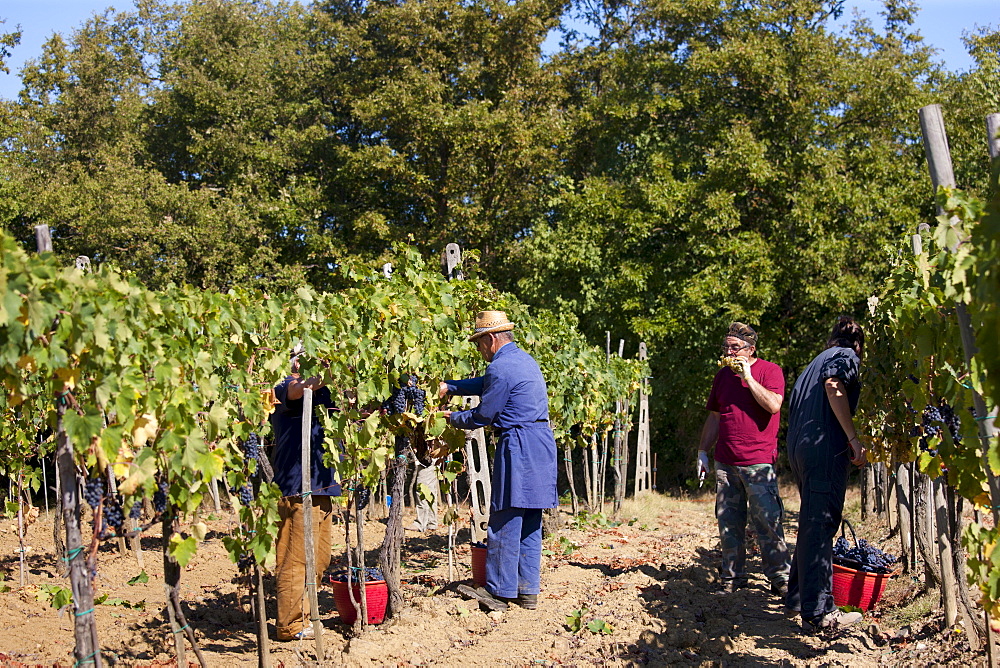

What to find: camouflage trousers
left=715, top=462, right=790, bottom=586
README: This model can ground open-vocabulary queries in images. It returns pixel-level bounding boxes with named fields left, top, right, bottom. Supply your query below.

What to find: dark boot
left=456, top=584, right=509, bottom=612
left=516, top=594, right=538, bottom=609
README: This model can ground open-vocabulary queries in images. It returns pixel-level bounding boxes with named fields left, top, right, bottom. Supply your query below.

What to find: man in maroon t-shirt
left=697, top=322, right=790, bottom=596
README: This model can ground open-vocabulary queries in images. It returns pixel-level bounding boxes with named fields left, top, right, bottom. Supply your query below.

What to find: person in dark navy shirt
left=269, top=348, right=340, bottom=641
left=785, top=316, right=867, bottom=633
left=442, top=311, right=557, bottom=612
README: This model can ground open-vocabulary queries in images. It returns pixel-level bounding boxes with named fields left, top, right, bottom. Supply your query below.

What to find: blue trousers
left=786, top=431, right=850, bottom=621
left=486, top=507, right=542, bottom=599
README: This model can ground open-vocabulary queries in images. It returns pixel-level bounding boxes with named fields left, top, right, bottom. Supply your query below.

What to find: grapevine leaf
left=169, top=535, right=198, bottom=567
left=587, top=619, right=614, bottom=635
left=63, top=408, right=104, bottom=451
left=127, top=571, right=149, bottom=585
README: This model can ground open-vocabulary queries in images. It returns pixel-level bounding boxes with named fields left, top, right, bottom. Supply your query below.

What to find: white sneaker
left=294, top=625, right=315, bottom=640
left=802, top=610, right=862, bottom=633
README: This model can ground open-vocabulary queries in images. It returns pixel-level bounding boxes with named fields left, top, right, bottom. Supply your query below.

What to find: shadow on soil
left=569, top=516, right=824, bottom=665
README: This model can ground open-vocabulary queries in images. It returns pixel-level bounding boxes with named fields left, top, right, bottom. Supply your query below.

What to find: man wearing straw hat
left=440, top=311, right=558, bottom=612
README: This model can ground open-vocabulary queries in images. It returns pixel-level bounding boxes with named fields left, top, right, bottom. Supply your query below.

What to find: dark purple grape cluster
left=83, top=477, right=104, bottom=510
left=243, top=432, right=260, bottom=462
left=153, top=479, right=168, bottom=514
left=833, top=536, right=896, bottom=573
left=237, top=552, right=253, bottom=571
left=327, top=567, right=385, bottom=583
left=391, top=387, right=407, bottom=414
left=471, top=541, right=487, bottom=549
left=920, top=401, right=962, bottom=453
left=404, top=385, right=426, bottom=416
left=356, top=488, right=371, bottom=511
left=230, top=484, right=253, bottom=505
left=129, top=501, right=143, bottom=520
left=383, top=375, right=424, bottom=414
left=103, top=497, right=124, bottom=530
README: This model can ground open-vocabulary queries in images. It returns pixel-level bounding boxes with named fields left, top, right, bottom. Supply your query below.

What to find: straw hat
left=468, top=311, right=516, bottom=341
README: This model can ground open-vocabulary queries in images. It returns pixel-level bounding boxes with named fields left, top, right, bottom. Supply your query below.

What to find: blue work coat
left=447, top=343, right=558, bottom=511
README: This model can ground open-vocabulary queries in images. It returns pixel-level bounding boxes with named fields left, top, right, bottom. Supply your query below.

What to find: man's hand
left=735, top=356, right=752, bottom=382
left=440, top=410, right=452, bottom=420
left=438, top=382, right=450, bottom=399
left=849, top=436, right=866, bottom=466
left=696, top=451, right=710, bottom=483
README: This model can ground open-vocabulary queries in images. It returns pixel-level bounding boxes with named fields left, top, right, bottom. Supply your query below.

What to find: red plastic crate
left=831, top=563, right=892, bottom=611
left=331, top=579, right=388, bottom=625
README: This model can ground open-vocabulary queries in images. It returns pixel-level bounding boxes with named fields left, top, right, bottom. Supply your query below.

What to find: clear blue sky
left=1, top=0, right=997, bottom=101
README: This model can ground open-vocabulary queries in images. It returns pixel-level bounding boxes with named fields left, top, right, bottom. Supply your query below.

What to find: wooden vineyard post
left=300, top=388, right=324, bottom=660
left=443, top=244, right=491, bottom=542
left=613, top=339, right=628, bottom=515
left=983, top=110, right=1000, bottom=666
left=35, top=224, right=52, bottom=253
left=33, top=226, right=67, bottom=575
left=895, top=461, right=913, bottom=573
left=633, top=343, right=651, bottom=495
left=920, top=104, right=1000, bottom=524
left=932, top=477, right=958, bottom=628
left=55, top=401, right=102, bottom=667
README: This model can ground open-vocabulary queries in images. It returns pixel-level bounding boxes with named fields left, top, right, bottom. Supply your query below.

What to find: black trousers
left=786, top=431, right=850, bottom=621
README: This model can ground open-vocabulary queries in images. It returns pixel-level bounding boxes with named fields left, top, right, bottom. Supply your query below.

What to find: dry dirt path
left=0, top=492, right=984, bottom=666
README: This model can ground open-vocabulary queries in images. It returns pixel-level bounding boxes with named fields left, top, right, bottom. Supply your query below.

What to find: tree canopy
left=1, top=0, right=996, bottom=479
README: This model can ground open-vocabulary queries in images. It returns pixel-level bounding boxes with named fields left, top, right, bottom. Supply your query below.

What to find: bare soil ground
left=0, top=485, right=988, bottom=667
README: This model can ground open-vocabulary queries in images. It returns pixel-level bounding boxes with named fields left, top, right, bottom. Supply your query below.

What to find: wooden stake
left=919, top=104, right=1000, bottom=525
left=300, top=388, right=324, bottom=660
left=633, top=343, right=651, bottom=496
left=34, top=225, right=52, bottom=253
left=17, top=471, right=25, bottom=587
left=933, top=477, right=958, bottom=628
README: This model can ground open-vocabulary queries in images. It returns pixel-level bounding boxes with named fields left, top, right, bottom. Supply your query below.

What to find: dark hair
left=826, top=316, right=864, bottom=356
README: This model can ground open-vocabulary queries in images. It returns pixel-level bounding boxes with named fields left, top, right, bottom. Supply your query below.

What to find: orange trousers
left=275, top=496, right=334, bottom=640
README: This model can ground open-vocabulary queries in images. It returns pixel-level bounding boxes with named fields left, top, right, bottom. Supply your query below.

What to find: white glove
left=697, top=451, right=710, bottom=485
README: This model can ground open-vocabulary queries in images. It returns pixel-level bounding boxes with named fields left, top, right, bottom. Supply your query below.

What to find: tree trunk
left=612, top=418, right=624, bottom=516
left=55, top=403, right=101, bottom=667
left=354, top=503, right=369, bottom=633
left=542, top=507, right=562, bottom=539
left=861, top=464, right=875, bottom=520
left=162, top=509, right=207, bottom=668
left=581, top=445, right=593, bottom=512
left=563, top=443, right=578, bottom=516
left=342, top=507, right=362, bottom=632
left=254, top=564, right=270, bottom=668
left=379, top=437, right=410, bottom=618
left=53, top=461, right=66, bottom=577
left=947, top=489, right=985, bottom=647
left=597, top=431, right=608, bottom=515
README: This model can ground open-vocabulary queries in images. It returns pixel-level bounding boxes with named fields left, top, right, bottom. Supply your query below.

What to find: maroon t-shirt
left=705, top=358, right=785, bottom=466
